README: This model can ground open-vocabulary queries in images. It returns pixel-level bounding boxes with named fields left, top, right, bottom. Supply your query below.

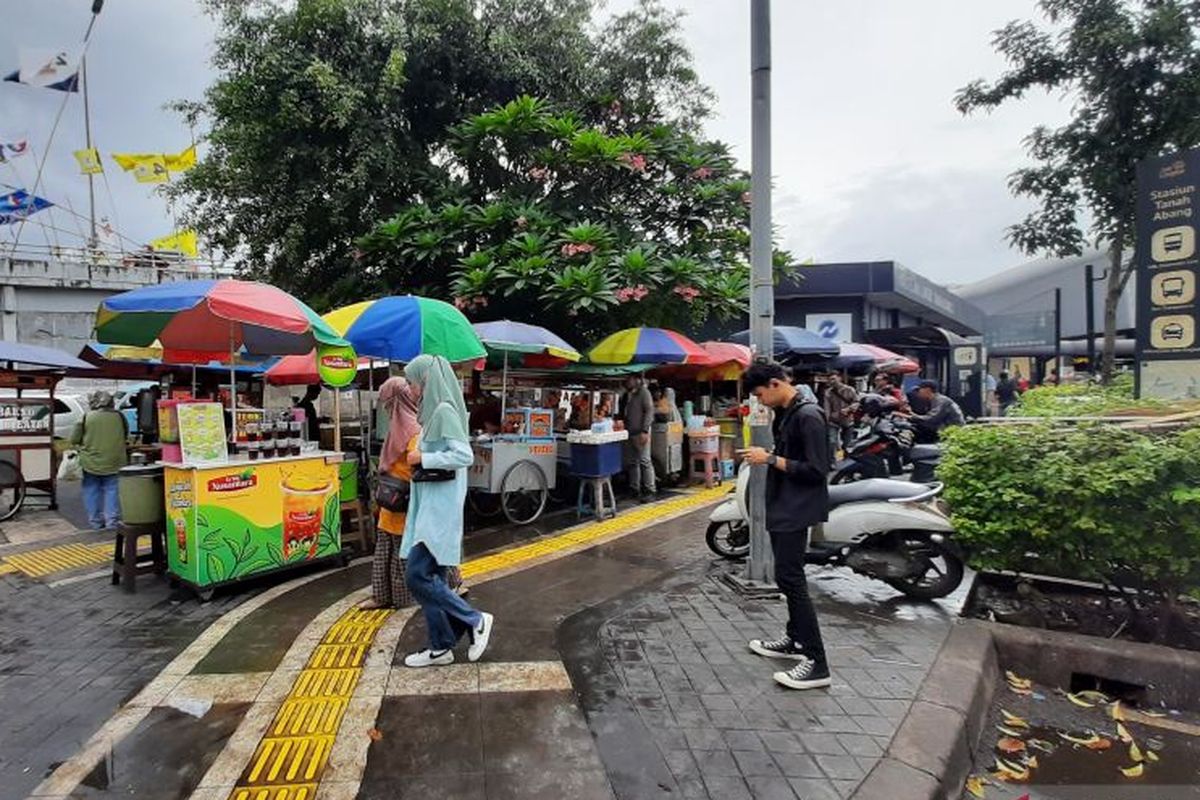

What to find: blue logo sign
left=817, top=320, right=839, bottom=340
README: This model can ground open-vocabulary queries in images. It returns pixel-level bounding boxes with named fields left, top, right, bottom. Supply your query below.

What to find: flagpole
left=81, top=56, right=97, bottom=247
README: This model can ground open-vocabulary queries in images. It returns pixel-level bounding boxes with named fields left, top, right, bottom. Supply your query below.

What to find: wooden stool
left=340, top=499, right=372, bottom=555
left=111, top=522, right=166, bottom=593
left=689, top=453, right=723, bottom=488
left=576, top=476, right=618, bottom=522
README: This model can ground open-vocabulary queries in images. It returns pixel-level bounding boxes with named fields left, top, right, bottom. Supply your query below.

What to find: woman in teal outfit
left=400, top=354, right=495, bottom=668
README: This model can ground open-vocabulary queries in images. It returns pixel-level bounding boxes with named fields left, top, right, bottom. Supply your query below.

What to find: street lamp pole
left=747, top=0, right=775, bottom=585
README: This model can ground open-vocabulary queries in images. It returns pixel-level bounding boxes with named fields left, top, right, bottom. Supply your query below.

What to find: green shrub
left=939, top=423, right=1200, bottom=606
left=1012, top=373, right=1168, bottom=417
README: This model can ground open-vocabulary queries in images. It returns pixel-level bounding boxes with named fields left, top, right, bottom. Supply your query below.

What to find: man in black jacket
left=738, top=360, right=832, bottom=690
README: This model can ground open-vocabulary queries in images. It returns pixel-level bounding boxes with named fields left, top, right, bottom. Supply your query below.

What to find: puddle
left=970, top=679, right=1200, bottom=799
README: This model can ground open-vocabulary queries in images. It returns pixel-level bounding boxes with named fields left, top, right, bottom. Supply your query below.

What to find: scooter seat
left=908, top=444, right=941, bottom=462
left=828, top=479, right=931, bottom=509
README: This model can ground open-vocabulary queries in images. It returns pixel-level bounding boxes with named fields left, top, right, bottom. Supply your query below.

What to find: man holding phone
left=738, top=360, right=832, bottom=690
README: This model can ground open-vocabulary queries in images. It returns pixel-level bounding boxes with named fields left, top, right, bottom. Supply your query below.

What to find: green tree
left=955, top=0, right=1200, bottom=384
left=356, top=96, right=790, bottom=338
left=170, top=0, right=713, bottom=309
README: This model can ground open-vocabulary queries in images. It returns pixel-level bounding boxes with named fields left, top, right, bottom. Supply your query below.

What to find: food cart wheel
left=0, top=459, right=26, bottom=523
left=468, top=489, right=504, bottom=519
left=500, top=460, right=548, bottom=526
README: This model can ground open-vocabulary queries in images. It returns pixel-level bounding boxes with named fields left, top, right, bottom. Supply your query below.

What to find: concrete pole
left=746, top=0, right=775, bottom=585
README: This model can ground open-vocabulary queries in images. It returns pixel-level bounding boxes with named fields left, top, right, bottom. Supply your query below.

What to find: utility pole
left=746, top=0, right=775, bottom=586
left=82, top=56, right=96, bottom=247
left=1054, top=287, right=1062, bottom=382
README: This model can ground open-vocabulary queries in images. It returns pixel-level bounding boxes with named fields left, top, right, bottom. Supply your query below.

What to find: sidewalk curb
left=852, top=620, right=999, bottom=800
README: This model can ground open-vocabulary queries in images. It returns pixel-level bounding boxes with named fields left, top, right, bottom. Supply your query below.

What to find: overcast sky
left=2, top=0, right=1071, bottom=285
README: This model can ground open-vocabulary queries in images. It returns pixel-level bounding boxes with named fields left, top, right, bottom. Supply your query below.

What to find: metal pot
left=118, top=463, right=165, bottom=525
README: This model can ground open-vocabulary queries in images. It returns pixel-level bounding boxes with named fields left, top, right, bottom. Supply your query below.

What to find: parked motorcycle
left=706, top=465, right=964, bottom=599
left=831, top=396, right=940, bottom=484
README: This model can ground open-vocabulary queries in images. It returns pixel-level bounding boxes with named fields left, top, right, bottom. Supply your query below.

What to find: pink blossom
left=454, top=296, right=469, bottom=310
left=528, top=166, right=550, bottom=181
left=515, top=216, right=527, bottom=228
left=691, top=166, right=714, bottom=180
left=609, top=99, right=622, bottom=118
left=352, top=248, right=365, bottom=261
left=560, top=242, right=597, bottom=258
left=673, top=285, right=701, bottom=304
left=473, top=295, right=489, bottom=308
left=616, top=285, right=649, bottom=303
left=618, top=152, right=647, bottom=173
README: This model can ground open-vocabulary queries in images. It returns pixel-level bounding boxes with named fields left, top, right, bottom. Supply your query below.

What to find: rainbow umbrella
left=323, top=296, right=485, bottom=363
left=588, top=327, right=712, bottom=365
left=473, top=320, right=580, bottom=420
left=97, top=279, right=350, bottom=437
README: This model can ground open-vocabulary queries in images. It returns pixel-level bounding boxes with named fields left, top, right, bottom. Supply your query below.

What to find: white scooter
left=706, top=466, right=964, bottom=599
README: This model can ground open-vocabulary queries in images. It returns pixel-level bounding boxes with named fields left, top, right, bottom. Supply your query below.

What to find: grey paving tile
left=733, top=748, right=783, bottom=777
left=696, top=748, right=741, bottom=779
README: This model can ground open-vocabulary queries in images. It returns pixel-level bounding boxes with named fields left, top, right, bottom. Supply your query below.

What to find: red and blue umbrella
left=95, top=279, right=347, bottom=357
left=588, top=327, right=712, bottom=365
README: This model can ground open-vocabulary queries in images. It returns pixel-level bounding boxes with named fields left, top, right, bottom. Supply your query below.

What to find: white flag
left=3, top=49, right=80, bottom=92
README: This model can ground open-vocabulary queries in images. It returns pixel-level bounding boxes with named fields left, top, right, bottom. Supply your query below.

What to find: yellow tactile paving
left=0, top=541, right=113, bottom=577
left=225, top=485, right=725, bottom=800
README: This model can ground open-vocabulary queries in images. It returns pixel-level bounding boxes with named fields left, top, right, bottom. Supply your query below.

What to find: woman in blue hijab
left=400, top=355, right=494, bottom=667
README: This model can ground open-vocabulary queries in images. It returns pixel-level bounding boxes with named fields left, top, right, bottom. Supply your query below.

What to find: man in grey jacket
left=620, top=376, right=656, bottom=501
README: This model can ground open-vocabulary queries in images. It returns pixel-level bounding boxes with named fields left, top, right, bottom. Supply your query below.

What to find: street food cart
left=162, top=401, right=343, bottom=598
left=468, top=429, right=558, bottom=525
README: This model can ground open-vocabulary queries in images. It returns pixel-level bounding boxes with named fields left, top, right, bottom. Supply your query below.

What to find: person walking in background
left=619, top=375, right=656, bottom=502
left=71, top=391, right=128, bottom=530
left=739, top=360, right=832, bottom=691
left=995, top=371, right=1019, bottom=416
left=401, top=355, right=494, bottom=668
left=821, top=372, right=858, bottom=465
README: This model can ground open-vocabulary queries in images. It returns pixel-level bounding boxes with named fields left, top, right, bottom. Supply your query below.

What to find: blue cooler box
left=570, top=441, right=624, bottom=477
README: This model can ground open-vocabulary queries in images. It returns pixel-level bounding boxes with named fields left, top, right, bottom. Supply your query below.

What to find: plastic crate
left=570, top=440, right=624, bottom=478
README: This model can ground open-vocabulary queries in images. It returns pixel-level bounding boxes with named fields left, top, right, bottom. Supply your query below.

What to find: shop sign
left=0, top=400, right=51, bottom=436
left=984, top=311, right=1057, bottom=351
left=317, top=343, right=358, bottom=388
left=1135, top=147, right=1200, bottom=398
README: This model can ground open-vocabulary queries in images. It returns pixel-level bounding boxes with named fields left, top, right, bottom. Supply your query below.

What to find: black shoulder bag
left=375, top=472, right=411, bottom=512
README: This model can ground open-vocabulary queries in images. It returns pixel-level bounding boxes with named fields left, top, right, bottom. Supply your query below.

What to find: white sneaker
left=404, top=648, right=454, bottom=668
left=468, top=612, right=494, bottom=663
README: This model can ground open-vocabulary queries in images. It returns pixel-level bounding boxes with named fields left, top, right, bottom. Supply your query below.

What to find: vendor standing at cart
left=619, top=375, right=656, bottom=502
left=71, top=391, right=129, bottom=530
left=401, top=355, right=494, bottom=668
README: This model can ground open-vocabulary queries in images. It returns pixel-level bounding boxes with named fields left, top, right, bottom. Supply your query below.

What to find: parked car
left=29, top=395, right=89, bottom=440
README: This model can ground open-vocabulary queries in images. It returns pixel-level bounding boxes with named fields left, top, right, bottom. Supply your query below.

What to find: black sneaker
left=773, top=657, right=832, bottom=690
left=748, top=635, right=807, bottom=660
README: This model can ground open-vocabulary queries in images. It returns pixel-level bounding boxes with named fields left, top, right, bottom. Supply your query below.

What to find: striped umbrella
left=588, top=327, right=712, bottom=365
left=323, top=295, right=485, bottom=363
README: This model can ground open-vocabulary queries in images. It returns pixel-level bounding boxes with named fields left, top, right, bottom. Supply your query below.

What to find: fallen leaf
left=1117, top=723, right=1133, bottom=744
left=1001, top=709, right=1031, bottom=729
left=1144, top=709, right=1167, bottom=718
left=1119, top=763, right=1145, bottom=778
left=1129, top=741, right=1144, bottom=762
left=1146, top=750, right=1160, bottom=763
left=1085, top=737, right=1113, bottom=751
left=1031, top=692, right=1047, bottom=701
left=994, top=758, right=1031, bottom=781
left=1067, top=692, right=1096, bottom=708
left=997, top=737, right=1027, bottom=754
left=1006, top=670, right=1033, bottom=691
left=367, top=728, right=383, bottom=742
left=965, top=774, right=989, bottom=798
left=1075, top=690, right=1111, bottom=704
left=1060, top=732, right=1102, bottom=746
left=1111, top=701, right=1127, bottom=721
left=997, top=725, right=1026, bottom=737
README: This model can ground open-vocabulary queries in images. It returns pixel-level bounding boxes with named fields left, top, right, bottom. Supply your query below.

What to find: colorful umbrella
left=851, top=343, right=919, bottom=374
left=473, top=320, right=581, bottom=421
left=695, top=342, right=753, bottom=381
left=588, top=327, right=712, bottom=365
left=323, top=295, right=485, bottom=363
left=96, top=279, right=346, bottom=357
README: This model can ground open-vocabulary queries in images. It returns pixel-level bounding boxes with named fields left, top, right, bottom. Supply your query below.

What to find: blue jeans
left=404, top=542, right=481, bottom=651
left=82, top=472, right=120, bottom=530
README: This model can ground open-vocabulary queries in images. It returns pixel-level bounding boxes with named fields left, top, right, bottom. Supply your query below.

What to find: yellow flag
left=164, top=144, right=196, bottom=173
left=111, top=152, right=169, bottom=183
left=150, top=229, right=198, bottom=257
left=74, top=148, right=102, bottom=175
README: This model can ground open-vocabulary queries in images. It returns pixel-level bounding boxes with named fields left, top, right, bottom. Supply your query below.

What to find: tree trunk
left=1101, top=239, right=1126, bottom=385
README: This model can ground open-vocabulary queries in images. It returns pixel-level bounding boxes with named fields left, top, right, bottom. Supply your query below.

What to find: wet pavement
left=7, top=488, right=969, bottom=800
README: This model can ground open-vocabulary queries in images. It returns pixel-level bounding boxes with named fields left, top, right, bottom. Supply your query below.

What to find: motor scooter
left=706, top=465, right=964, bottom=599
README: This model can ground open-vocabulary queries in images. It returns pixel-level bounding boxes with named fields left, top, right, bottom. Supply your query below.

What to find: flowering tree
left=356, top=96, right=792, bottom=337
